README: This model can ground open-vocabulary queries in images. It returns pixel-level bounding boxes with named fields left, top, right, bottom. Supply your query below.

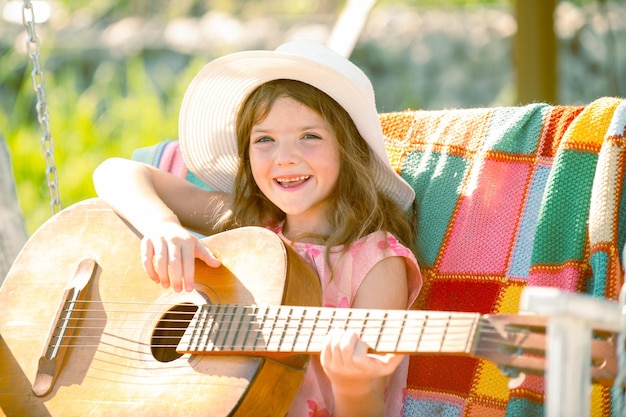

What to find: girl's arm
left=321, top=256, right=408, bottom=417
left=93, top=157, right=231, bottom=291
left=93, top=157, right=231, bottom=235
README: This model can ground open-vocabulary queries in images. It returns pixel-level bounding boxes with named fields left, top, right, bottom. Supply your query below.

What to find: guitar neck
left=177, top=304, right=482, bottom=355
left=173, top=303, right=618, bottom=386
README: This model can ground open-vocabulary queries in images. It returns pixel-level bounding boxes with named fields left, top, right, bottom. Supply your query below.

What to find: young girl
left=94, top=39, right=421, bottom=417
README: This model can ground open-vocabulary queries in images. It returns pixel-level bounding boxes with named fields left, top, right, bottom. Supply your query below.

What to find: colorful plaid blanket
left=133, top=97, right=626, bottom=417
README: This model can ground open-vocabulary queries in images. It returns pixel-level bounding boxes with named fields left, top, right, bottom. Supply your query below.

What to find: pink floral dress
left=270, top=226, right=422, bottom=417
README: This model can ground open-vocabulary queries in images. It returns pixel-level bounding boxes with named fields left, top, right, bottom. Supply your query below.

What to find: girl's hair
left=220, top=79, right=416, bottom=260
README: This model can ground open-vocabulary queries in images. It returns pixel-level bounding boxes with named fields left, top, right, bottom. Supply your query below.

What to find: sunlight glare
left=3, top=1, right=51, bottom=24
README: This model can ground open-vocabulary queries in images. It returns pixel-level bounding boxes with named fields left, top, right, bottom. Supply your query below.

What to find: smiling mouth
left=275, top=175, right=311, bottom=188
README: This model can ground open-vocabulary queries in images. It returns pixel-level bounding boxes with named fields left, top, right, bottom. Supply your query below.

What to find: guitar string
left=32, top=306, right=610, bottom=369
left=50, top=318, right=500, bottom=334
left=43, top=306, right=545, bottom=353
left=55, top=303, right=543, bottom=335
left=52, top=306, right=489, bottom=332
left=58, top=301, right=543, bottom=323
left=53, top=326, right=532, bottom=347
left=49, top=331, right=535, bottom=352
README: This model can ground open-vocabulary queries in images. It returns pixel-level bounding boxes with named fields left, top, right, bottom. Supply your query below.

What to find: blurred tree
left=514, top=0, right=558, bottom=104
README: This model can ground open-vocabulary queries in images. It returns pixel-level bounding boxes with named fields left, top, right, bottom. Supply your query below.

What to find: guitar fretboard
left=177, top=305, right=481, bottom=355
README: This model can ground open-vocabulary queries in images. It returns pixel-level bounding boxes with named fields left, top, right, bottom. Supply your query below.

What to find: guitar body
left=0, top=198, right=321, bottom=417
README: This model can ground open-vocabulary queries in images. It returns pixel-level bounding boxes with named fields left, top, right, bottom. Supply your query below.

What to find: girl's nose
left=274, top=140, right=299, bottom=166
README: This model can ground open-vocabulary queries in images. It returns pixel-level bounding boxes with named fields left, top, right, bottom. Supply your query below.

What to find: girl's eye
left=253, top=136, right=273, bottom=144
left=302, top=133, right=322, bottom=140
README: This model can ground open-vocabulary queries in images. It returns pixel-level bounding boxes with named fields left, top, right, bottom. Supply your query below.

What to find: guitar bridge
left=32, top=258, right=98, bottom=397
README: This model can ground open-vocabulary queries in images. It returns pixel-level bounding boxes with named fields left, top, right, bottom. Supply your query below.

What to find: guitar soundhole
left=151, top=303, right=198, bottom=362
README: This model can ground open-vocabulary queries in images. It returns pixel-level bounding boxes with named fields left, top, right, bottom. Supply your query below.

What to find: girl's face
left=249, top=96, right=340, bottom=237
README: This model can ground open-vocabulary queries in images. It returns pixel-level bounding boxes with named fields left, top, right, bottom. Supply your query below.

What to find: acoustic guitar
left=0, top=199, right=616, bottom=417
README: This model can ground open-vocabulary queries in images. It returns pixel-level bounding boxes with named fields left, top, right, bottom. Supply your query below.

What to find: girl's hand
left=320, top=329, right=405, bottom=393
left=140, top=222, right=221, bottom=292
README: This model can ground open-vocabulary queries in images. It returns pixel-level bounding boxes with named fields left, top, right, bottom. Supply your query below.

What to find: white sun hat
left=178, top=39, right=415, bottom=211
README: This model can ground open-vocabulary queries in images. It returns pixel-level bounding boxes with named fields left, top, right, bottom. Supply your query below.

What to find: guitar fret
left=190, top=305, right=212, bottom=351
left=203, top=305, right=218, bottom=351
left=286, top=307, right=300, bottom=351
left=360, top=310, right=370, bottom=341
left=211, top=305, right=224, bottom=350
left=446, top=316, right=471, bottom=352
left=230, top=305, right=247, bottom=351
left=306, top=308, right=321, bottom=351
left=311, top=308, right=331, bottom=350
left=239, top=305, right=253, bottom=350
left=211, top=306, right=225, bottom=350
left=328, top=308, right=340, bottom=334
left=234, top=305, right=248, bottom=350
left=265, top=306, right=277, bottom=351
left=359, top=310, right=379, bottom=350
left=375, top=311, right=387, bottom=351
left=178, top=305, right=481, bottom=355
left=288, top=307, right=305, bottom=352
left=266, top=306, right=280, bottom=351
left=383, top=311, right=401, bottom=352
left=256, top=305, right=270, bottom=351
left=218, top=305, right=234, bottom=350
left=415, top=312, right=426, bottom=353
left=291, top=308, right=305, bottom=351
left=280, top=306, right=294, bottom=351
left=395, top=311, right=408, bottom=351
left=410, top=313, right=476, bottom=353
left=251, top=305, right=264, bottom=350
left=190, top=305, right=204, bottom=351
left=391, top=312, right=404, bottom=351
left=308, top=308, right=322, bottom=351
left=439, top=313, right=449, bottom=352
left=388, top=313, right=399, bottom=350
left=424, top=316, right=443, bottom=350
left=287, top=307, right=300, bottom=351
left=189, top=307, right=201, bottom=351
left=277, top=306, right=290, bottom=351
left=395, top=312, right=407, bottom=351
left=401, top=312, right=425, bottom=352
left=277, top=307, right=290, bottom=351
left=421, top=313, right=446, bottom=352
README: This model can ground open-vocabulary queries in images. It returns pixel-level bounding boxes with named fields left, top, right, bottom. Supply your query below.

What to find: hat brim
left=179, top=43, right=415, bottom=211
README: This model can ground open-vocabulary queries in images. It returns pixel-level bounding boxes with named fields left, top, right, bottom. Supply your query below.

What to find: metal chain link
left=22, top=0, right=62, bottom=215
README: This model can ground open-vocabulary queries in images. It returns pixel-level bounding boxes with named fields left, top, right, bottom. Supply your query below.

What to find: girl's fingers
left=322, top=330, right=359, bottom=370
left=196, top=242, right=221, bottom=268
left=140, top=237, right=159, bottom=283
left=321, top=330, right=404, bottom=379
left=365, top=352, right=405, bottom=375
left=141, top=235, right=221, bottom=293
left=167, top=241, right=184, bottom=292
left=141, top=235, right=175, bottom=289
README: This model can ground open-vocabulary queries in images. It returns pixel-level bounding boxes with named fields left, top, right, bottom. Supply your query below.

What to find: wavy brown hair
left=219, top=79, right=416, bottom=261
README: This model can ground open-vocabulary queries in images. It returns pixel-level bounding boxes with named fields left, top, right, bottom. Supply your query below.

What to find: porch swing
left=1, top=1, right=626, bottom=417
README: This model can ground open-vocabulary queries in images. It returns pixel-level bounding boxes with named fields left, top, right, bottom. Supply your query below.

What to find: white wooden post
left=521, top=287, right=622, bottom=417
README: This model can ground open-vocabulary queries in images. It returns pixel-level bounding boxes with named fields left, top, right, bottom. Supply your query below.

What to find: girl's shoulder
left=336, top=230, right=422, bottom=310
left=347, top=230, right=414, bottom=259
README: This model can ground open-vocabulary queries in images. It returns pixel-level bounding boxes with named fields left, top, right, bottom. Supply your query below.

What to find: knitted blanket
left=385, top=97, right=625, bottom=417
left=133, top=97, right=626, bottom=416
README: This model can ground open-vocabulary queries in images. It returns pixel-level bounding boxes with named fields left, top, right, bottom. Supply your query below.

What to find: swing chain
left=22, top=0, right=62, bottom=215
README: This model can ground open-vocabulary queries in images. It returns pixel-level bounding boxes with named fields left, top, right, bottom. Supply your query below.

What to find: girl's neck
left=282, top=216, right=330, bottom=244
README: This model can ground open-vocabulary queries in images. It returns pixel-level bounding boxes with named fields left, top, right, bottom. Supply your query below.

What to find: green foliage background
left=2, top=50, right=207, bottom=234
left=0, top=0, right=600, bottom=235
